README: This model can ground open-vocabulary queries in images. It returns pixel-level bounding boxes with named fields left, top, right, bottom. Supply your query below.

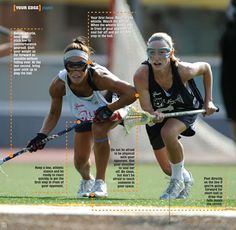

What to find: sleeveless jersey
left=58, top=66, right=110, bottom=121
left=143, top=61, right=203, bottom=113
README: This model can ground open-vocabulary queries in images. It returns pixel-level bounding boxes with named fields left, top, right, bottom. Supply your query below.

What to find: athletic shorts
left=146, top=115, right=197, bottom=150
left=75, top=122, right=92, bottom=133
left=74, top=120, right=124, bottom=133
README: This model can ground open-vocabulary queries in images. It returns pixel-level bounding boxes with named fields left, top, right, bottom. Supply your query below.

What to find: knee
left=74, top=159, right=90, bottom=173
left=92, top=123, right=108, bottom=137
left=74, top=152, right=89, bottom=167
left=161, top=127, right=176, bottom=143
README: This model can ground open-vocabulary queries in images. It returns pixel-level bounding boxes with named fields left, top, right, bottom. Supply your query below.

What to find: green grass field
left=0, top=163, right=236, bottom=208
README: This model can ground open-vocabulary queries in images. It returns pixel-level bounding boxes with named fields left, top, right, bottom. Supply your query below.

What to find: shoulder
left=177, top=61, right=211, bottom=81
left=133, top=65, right=149, bottom=85
left=90, top=64, right=121, bottom=89
left=177, top=61, right=195, bottom=73
left=92, top=64, right=120, bottom=81
left=49, top=76, right=65, bottom=97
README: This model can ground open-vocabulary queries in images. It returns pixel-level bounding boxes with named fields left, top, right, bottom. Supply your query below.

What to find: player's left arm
left=93, top=68, right=137, bottom=112
left=179, top=61, right=218, bottom=115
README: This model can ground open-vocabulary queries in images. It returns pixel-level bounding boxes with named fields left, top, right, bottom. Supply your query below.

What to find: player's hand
left=152, top=111, right=165, bottom=123
left=27, top=133, right=48, bottom=152
left=93, top=106, right=113, bottom=122
left=204, top=101, right=218, bottom=116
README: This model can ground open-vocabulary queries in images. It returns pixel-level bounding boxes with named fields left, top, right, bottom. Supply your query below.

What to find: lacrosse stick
left=0, top=26, right=10, bottom=36
left=0, top=108, right=128, bottom=166
left=0, top=121, right=80, bottom=165
left=123, top=106, right=219, bottom=133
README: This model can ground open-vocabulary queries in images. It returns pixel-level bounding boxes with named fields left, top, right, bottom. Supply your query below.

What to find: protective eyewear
left=65, top=60, right=87, bottom=72
left=147, top=47, right=171, bottom=59
left=64, top=49, right=89, bottom=72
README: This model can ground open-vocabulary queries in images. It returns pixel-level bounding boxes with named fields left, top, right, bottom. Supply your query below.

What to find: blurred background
left=0, top=0, right=234, bottom=150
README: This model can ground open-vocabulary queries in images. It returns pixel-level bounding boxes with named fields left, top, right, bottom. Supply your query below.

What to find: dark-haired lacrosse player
left=134, top=32, right=218, bottom=200
left=27, top=37, right=136, bottom=198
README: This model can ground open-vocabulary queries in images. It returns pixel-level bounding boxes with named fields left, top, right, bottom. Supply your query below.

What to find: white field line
left=0, top=205, right=236, bottom=217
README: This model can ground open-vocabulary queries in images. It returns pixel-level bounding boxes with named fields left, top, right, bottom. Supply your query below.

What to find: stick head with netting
left=123, top=106, right=155, bottom=133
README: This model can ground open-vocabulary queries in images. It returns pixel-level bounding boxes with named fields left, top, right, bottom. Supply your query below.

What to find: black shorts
left=146, top=115, right=197, bottom=150
left=75, top=122, right=92, bottom=133
left=74, top=120, right=124, bottom=133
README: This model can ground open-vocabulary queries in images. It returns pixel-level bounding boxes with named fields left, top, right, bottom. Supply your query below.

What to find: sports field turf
left=0, top=163, right=235, bottom=207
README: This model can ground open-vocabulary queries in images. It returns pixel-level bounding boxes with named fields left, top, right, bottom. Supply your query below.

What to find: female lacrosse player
left=134, top=32, right=218, bottom=200
left=27, top=37, right=136, bottom=198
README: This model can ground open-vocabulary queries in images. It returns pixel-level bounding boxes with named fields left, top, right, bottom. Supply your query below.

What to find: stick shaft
left=163, top=109, right=206, bottom=118
left=0, top=123, right=78, bottom=165
left=0, top=26, right=10, bottom=35
left=125, top=109, right=206, bottom=121
left=126, top=108, right=219, bottom=120
left=163, top=108, right=219, bottom=118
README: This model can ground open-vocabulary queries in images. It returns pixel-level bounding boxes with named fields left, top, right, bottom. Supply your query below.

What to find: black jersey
left=142, top=60, right=203, bottom=113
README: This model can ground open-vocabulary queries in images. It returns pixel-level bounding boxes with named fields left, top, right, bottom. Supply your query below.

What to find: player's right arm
left=133, top=66, right=153, bottom=113
left=27, top=76, right=65, bottom=152
left=133, top=66, right=164, bottom=123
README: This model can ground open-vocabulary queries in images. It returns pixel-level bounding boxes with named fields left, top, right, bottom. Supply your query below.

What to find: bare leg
left=92, top=120, right=115, bottom=181
left=158, top=119, right=187, bottom=199
left=158, top=119, right=194, bottom=199
left=74, top=131, right=93, bottom=180
left=161, top=118, right=186, bottom=164
left=154, top=146, right=191, bottom=182
left=153, top=147, right=171, bottom=176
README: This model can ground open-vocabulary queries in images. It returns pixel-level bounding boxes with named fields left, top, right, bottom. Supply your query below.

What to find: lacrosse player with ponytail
left=134, top=32, right=218, bottom=200
left=27, top=37, right=136, bottom=198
